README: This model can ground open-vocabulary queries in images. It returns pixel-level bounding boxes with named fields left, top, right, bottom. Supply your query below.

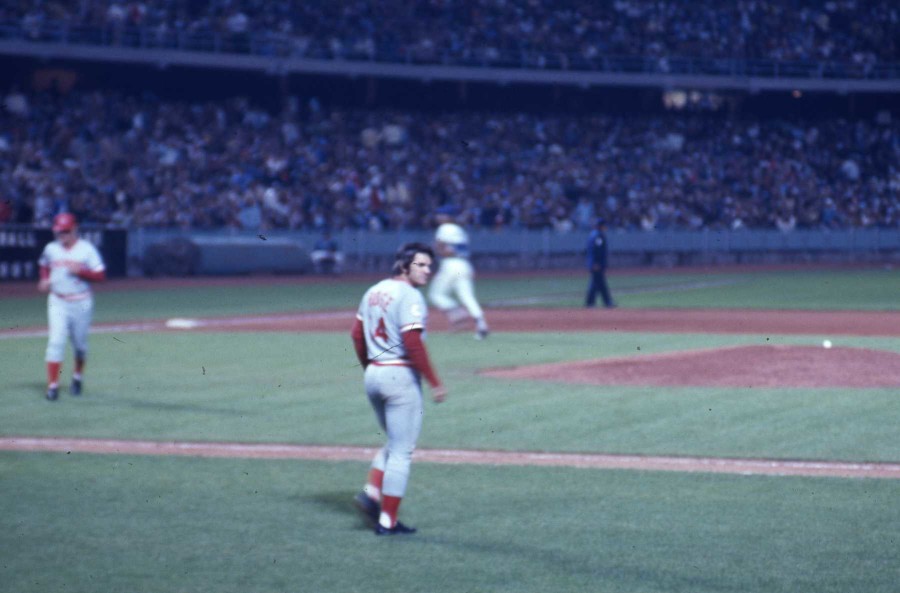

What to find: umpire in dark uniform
left=585, top=217, right=616, bottom=308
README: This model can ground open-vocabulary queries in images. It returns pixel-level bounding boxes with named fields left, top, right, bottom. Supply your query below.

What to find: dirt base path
left=2, top=437, right=899, bottom=480
left=4, top=307, right=900, bottom=339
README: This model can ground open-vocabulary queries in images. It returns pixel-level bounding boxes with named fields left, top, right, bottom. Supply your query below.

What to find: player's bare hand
left=37, top=279, right=51, bottom=293
left=432, top=385, right=448, bottom=404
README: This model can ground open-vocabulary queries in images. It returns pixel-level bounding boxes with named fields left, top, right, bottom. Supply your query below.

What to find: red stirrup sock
left=364, top=468, right=384, bottom=500
left=379, top=495, right=402, bottom=528
left=47, top=362, right=61, bottom=387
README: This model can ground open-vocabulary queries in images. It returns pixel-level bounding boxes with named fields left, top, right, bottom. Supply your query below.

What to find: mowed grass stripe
left=3, top=437, right=899, bottom=479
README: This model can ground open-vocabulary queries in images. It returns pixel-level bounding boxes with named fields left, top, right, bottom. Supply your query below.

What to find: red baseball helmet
left=52, top=212, right=77, bottom=232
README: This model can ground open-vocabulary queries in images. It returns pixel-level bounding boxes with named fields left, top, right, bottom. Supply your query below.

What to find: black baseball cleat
left=375, top=521, right=417, bottom=536
left=71, top=378, right=82, bottom=396
left=353, top=492, right=380, bottom=526
left=46, top=386, right=59, bottom=401
left=475, top=328, right=490, bottom=340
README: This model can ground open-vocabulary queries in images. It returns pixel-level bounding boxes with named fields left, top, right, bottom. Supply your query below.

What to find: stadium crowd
left=2, top=1, right=897, bottom=73
left=1, top=88, right=896, bottom=232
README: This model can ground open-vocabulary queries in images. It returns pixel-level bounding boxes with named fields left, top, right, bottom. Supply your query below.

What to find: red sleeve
left=350, top=317, right=369, bottom=369
left=402, top=329, right=442, bottom=388
left=39, top=266, right=49, bottom=280
left=77, top=269, right=106, bottom=282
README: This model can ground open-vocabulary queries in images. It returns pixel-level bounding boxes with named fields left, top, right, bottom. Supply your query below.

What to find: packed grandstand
left=0, top=1, right=897, bottom=233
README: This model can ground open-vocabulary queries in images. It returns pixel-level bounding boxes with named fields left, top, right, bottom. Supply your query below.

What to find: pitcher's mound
left=482, top=345, right=900, bottom=388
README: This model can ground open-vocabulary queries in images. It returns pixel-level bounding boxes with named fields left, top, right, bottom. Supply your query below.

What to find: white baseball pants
left=364, top=364, right=424, bottom=498
left=45, top=293, right=93, bottom=363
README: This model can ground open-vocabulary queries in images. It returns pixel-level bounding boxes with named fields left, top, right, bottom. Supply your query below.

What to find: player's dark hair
left=392, top=242, right=434, bottom=276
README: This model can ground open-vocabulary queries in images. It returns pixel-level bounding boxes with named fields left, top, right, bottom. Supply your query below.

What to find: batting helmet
left=52, top=212, right=77, bottom=232
left=435, top=223, right=468, bottom=245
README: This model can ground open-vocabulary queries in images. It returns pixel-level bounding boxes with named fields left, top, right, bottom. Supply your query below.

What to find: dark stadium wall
left=1, top=55, right=897, bottom=121
left=0, top=56, right=285, bottom=113
left=0, top=227, right=127, bottom=281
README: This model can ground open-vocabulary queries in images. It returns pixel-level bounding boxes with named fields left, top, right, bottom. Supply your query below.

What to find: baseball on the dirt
left=822, top=339, right=832, bottom=349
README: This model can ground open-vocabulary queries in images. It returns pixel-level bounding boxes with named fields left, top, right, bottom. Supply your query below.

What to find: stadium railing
left=1, top=20, right=898, bottom=83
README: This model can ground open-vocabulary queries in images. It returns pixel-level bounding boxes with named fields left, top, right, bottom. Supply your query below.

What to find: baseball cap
left=595, top=217, right=607, bottom=226
left=52, top=212, right=77, bottom=232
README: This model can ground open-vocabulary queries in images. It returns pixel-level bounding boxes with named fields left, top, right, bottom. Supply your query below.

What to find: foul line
left=2, top=437, right=898, bottom=480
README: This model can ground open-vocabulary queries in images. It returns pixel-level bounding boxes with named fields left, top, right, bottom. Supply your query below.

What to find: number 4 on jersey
left=372, top=318, right=388, bottom=342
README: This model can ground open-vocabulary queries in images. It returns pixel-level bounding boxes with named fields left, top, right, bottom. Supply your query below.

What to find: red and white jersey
left=39, top=238, right=105, bottom=298
left=357, top=278, right=429, bottom=365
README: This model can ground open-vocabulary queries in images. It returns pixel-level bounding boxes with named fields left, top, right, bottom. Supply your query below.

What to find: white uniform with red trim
left=429, top=223, right=488, bottom=337
left=356, top=278, right=429, bottom=498
left=39, top=238, right=105, bottom=363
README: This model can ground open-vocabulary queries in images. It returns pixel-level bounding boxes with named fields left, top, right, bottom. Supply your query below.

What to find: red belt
left=370, top=360, right=411, bottom=367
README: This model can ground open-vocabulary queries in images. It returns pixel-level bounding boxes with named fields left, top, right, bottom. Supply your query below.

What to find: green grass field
left=1, top=266, right=898, bottom=592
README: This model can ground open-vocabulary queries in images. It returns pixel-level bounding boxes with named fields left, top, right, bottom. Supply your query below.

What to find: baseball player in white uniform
left=429, top=222, right=490, bottom=340
left=37, top=213, right=106, bottom=401
left=351, top=242, right=447, bottom=535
